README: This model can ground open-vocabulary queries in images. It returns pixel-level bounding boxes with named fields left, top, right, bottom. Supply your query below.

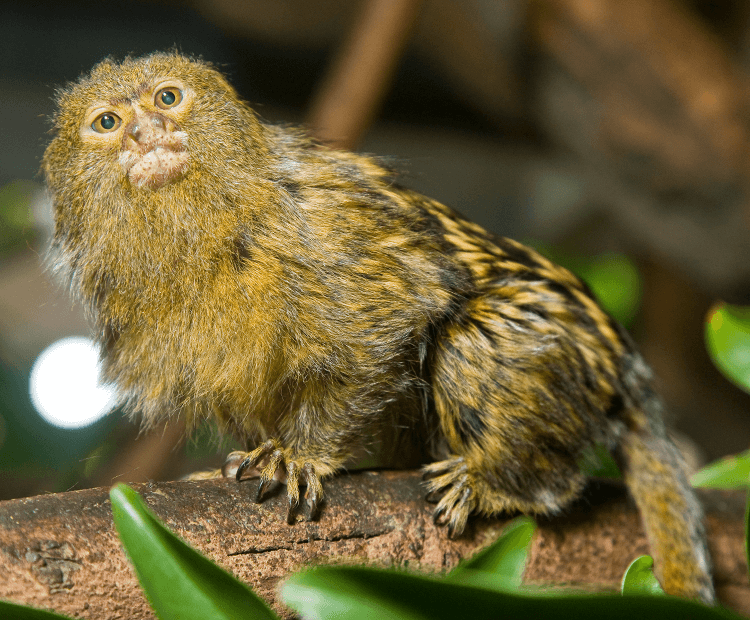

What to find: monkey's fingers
left=227, top=441, right=326, bottom=524
left=423, top=456, right=466, bottom=480
left=433, top=484, right=473, bottom=537
left=285, top=461, right=300, bottom=524
left=284, top=460, right=324, bottom=523
left=423, top=456, right=475, bottom=537
left=423, top=456, right=468, bottom=499
left=302, top=462, right=323, bottom=521
left=221, top=451, right=250, bottom=478
left=256, top=447, right=285, bottom=502
left=233, top=439, right=281, bottom=481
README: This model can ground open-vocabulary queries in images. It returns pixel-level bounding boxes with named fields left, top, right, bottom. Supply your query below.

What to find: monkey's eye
left=155, top=87, right=183, bottom=109
left=92, top=112, right=122, bottom=133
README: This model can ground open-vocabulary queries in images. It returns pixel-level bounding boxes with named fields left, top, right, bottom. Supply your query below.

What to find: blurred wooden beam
left=307, top=0, right=425, bottom=149
left=413, top=0, right=525, bottom=124
left=532, top=0, right=750, bottom=193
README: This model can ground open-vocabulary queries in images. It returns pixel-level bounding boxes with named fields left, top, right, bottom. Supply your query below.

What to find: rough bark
left=0, top=471, right=747, bottom=619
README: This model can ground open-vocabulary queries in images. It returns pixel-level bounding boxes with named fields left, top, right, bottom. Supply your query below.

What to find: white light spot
left=29, top=337, right=117, bottom=429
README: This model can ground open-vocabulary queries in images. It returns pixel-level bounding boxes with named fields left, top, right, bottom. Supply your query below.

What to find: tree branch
left=0, top=471, right=746, bottom=619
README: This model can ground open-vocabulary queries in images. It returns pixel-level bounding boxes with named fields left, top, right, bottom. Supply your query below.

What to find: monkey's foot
left=222, top=439, right=324, bottom=524
left=423, top=456, right=478, bottom=537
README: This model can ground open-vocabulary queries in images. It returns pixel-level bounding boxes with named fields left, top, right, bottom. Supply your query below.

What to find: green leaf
left=745, top=489, right=749, bottom=585
left=109, top=484, right=278, bottom=620
left=578, top=253, right=642, bottom=327
left=0, top=601, right=74, bottom=620
left=705, top=303, right=750, bottom=393
left=281, top=565, right=742, bottom=620
left=526, top=244, right=641, bottom=326
left=578, top=443, right=622, bottom=479
left=691, top=450, right=750, bottom=489
left=446, top=516, right=534, bottom=590
left=621, top=555, right=665, bottom=596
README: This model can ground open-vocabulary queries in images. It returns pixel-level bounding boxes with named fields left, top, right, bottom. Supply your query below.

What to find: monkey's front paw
left=423, top=457, right=478, bottom=537
left=223, top=439, right=324, bottom=524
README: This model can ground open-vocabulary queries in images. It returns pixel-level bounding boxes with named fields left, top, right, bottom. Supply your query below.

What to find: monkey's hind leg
left=423, top=448, right=586, bottom=538
left=425, top=297, right=602, bottom=535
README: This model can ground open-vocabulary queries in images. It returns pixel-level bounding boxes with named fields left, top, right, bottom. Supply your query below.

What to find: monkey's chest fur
left=92, top=182, right=453, bottom=444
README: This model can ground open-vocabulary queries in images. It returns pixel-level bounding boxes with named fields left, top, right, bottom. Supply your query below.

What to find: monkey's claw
left=423, top=456, right=477, bottom=537
left=223, top=440, right=324, bottom=524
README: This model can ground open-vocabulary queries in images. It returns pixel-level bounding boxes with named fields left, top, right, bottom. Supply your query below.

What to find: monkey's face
left=82, top=80, right=191, bottom=190
left=44, top=53, right=269, bottom=208
left=43, top=53, right=274, bottom=302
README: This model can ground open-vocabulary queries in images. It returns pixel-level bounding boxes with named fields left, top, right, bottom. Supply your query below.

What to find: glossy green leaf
left=446, top=516, right=534, bottom=590
left=578, top=443, right=622, bottom=479
left=0, top=601, right=74, bottom=620
left=705, top=303, right=750, bottom=393
left=691, top=450, right=750, bottom=489
left=745, top=489, right=749, bottom=585
left=621, top=555, right=665, bottom=596
left=281, top=565, right=741, bottom=620
left=578, top=253, right=642, bottom=327
left=109, top=484, right=278, bottom=620
left=527, top=244, right=641, bottom=326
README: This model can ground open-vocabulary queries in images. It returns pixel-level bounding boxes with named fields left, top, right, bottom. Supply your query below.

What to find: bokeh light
left=29, top=336, right=117, bottom=429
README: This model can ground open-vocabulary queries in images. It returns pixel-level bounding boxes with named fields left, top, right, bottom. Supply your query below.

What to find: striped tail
left=616, top=418, right=714, bottom=603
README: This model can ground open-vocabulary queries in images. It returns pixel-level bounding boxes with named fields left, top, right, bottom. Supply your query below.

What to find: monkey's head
left=43, top=53, right=278, bottom=311
left=44, top=52, right=268, bottom=195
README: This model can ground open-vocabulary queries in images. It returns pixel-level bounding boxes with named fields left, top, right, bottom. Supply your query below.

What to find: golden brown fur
left=44, top=52, right=712, bottom=602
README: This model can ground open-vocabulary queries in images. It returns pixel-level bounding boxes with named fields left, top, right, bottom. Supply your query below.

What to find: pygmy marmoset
left=43, top=52, right=713, bottom=602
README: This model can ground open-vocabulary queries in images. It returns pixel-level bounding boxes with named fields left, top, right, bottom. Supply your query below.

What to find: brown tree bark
left=0, top=471, right=747, bottom=619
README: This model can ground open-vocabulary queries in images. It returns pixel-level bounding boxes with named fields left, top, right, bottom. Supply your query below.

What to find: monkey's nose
left=126, top=114, right=170, bottom=145
left=150, top=116, right=166, bottom=130
left=127, top=121, right=144, bottom=143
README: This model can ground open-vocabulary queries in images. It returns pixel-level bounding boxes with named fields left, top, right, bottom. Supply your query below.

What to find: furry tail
left=616, top=413, right=714, bottom=603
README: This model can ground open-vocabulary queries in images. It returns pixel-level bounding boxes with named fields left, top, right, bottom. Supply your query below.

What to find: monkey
left=43, top=52, right=713, bottom=602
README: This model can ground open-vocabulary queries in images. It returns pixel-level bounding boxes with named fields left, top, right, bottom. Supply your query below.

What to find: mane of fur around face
left=45, top=53, right=270, bottom=301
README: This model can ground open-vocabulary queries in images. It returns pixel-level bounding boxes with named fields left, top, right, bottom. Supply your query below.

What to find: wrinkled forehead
left=73, top=55, right=177, bottom=102
left=63, top=54, right=225, bottom=107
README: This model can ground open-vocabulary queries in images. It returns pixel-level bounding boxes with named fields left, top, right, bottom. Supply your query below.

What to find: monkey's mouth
left=119, top=131, right=189, bottom=190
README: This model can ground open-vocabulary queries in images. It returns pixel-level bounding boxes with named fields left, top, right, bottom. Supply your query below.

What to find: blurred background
left=1, top=0, right=749, bottom=501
